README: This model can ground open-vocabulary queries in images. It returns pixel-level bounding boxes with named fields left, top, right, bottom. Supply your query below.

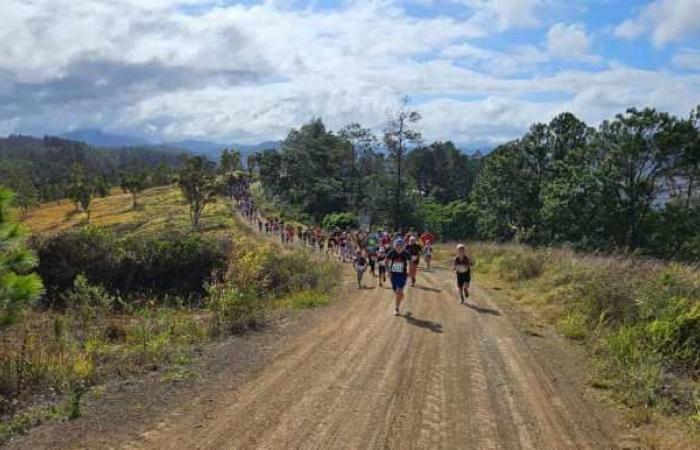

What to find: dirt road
left=8, top=262, right=622, bottom=449
left=120, top=265, right=616, bottom=449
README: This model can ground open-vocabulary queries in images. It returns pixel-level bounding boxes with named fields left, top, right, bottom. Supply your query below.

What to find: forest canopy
left=256, top=106, right=700, bottom=262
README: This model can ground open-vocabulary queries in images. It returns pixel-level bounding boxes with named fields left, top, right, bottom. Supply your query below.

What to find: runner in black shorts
left=454, top=244, right=472, bottom=304
left=377, top=247, right=387, bottom=287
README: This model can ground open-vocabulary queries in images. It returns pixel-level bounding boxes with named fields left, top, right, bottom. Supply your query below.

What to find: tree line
left=0, top=135, right=184, bottom=211
left=252, top=104, right=700, bottom=262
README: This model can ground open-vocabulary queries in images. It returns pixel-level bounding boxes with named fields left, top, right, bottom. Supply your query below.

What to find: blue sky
left=0, top=0, right=698, bottom=145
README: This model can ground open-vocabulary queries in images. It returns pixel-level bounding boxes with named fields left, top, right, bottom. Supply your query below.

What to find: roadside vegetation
left=470, top=243, right=700, bottom=427
left=0, top=183, right=338, bottom=443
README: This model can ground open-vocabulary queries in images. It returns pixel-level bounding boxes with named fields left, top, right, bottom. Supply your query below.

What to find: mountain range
left=60, top=129, right=281, bottom=160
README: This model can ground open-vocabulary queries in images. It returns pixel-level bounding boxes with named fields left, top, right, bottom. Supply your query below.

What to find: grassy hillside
left=23, top=184, right=234, bottom=235
left=2, top=185, right=337, bottom=443
left=466, top=243, right=700, bottom=430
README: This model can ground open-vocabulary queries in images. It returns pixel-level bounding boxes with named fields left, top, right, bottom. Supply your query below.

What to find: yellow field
left=22, top=184, right=237, bottom=235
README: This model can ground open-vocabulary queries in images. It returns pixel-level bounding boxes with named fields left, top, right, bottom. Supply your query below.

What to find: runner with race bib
left=386, top=238, right=411, bottom=316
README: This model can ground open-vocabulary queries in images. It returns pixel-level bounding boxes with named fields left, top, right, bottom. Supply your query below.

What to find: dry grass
left=23, top=185, right=236, bottom=236
left=464, top=242, right=700, bottom=442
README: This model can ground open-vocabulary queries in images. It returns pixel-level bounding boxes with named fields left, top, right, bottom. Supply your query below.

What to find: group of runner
left=367, top=235, right=471, bottom=316
left=232, top=181, right=472, bottom=317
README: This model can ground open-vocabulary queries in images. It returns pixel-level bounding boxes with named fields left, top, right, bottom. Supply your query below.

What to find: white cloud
left=459, top=0, right=541, bottom=30
left=614, top=0, right=700, bottom=47
left=673, top=48, right=700, bottom=71
left=547, top=23, right=596, bottom=61
left=0, top=0, right=698, bottom=146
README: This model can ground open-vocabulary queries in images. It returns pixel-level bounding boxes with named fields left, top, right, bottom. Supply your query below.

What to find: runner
left=454, top=244, right=472, bottom=304
left=405, top=236, right=422, bottom=287
left=386, top=238, right=411, bottom=316
left=423, top=239, right=433, bottom=269
left=377, top=247, right=387, bottom=287
left=380, top=231, right=391, bottom=252
left=365, top=232, right=379, bottom=276
left=339, top=232, right=348, bottom=262
left=353, top=249, right=368, bottom=289
left=420, top=230, right=435, bottom=247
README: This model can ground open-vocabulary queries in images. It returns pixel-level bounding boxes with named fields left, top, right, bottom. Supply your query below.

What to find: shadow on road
left=464, top=302, right=501, bottom=316
left=415, top=285, right=442, bottom=293
left=403, top=312, right=443, bottom=333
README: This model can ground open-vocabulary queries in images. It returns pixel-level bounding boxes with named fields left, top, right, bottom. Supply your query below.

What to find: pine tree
left=0, top=187, right=44, bottom=326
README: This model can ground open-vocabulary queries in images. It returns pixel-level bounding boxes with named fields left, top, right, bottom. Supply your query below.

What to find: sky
left=0, top=0, right=699, bottom=146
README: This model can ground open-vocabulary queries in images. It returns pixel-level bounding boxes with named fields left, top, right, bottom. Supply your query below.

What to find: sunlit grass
left=23, top=184, right=236, bottom=236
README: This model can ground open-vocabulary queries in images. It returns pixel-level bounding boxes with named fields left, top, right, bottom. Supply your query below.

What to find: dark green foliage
left=178, top=156, right=219, bottom=228
left=120, top=171, right=148, bottom=208
left=470, top=107, right=700, bottom=260
left=258, top=118, right=474, bottom=229
left=418, top=200, right=477, bottom=241
left=0, top=135, right=184, bottom=203
left=32, top=228, right=226, bottom=306
left=321, top=212, right=358, bottom=230
left=405, top=141, right=480, bottom=203
left=0, top=188, right=44, bottom=326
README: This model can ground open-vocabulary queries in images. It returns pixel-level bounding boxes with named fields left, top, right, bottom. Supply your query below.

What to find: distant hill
left=0, top=135, right=186, bottom=202
left=61, top=128, right=281, bottom=161
left=61, top=129, right=150, bottom=148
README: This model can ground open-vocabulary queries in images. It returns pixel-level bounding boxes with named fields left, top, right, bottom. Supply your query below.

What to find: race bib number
left=391, top=261, right=404, bottom=273
left=411, top=255, right=419, bottom=262
left=456, top=265, right=469, bottom=274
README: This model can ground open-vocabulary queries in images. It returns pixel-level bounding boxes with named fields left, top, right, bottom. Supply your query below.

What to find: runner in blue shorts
left=385, top=238, right=412, bottom=316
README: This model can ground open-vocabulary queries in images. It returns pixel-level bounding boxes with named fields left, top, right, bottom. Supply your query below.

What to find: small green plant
left=557, top=311, right=587, bottom=340
left=278, top=291, right=329, bottom=310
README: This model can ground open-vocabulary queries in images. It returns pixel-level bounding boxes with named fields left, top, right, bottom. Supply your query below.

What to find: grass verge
left=467, top=243, right=700, bottom=429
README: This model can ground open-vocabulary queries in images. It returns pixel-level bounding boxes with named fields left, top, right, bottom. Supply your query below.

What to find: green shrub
left=471, top=242, right=700, bottom=419
left=321, top=212, right=357, bottom=230
left=208, top=236, right=337, bottom=334
left=278, top=290, right=329, bottom=310
left=601, top=325, right=665, bottom=407
left=33, top=228, right=226, bottom=305
left=496, top=249, right=547, bottom=281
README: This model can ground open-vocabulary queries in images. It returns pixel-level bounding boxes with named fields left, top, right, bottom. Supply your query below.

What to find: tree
left=405, top=141, right=480, bottom=203
left=470, top=142, right=541, bottom=241
left=384, top=97, right=422, bottom=226
left=178, top=156, right=219, bottom=229
left=220, top=149, right=243, bottom=175
left=258, top=149, right=282, bottom=196
left=247, top=153, right=260, bottom=179
left=276, top=119, right=352, bottom=221
left=120, top=171, right=148, bottom=208
left=596, top=108, right=677, bottom=249
left=220, top=149, right=244, bottom=200
left=339, top=123, right=379, bottom=213
left=151, top=162, right=173, bottom=186
left=67, top=162, right=94, bottom=221
left=0, top=187, right=44, bottom=326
